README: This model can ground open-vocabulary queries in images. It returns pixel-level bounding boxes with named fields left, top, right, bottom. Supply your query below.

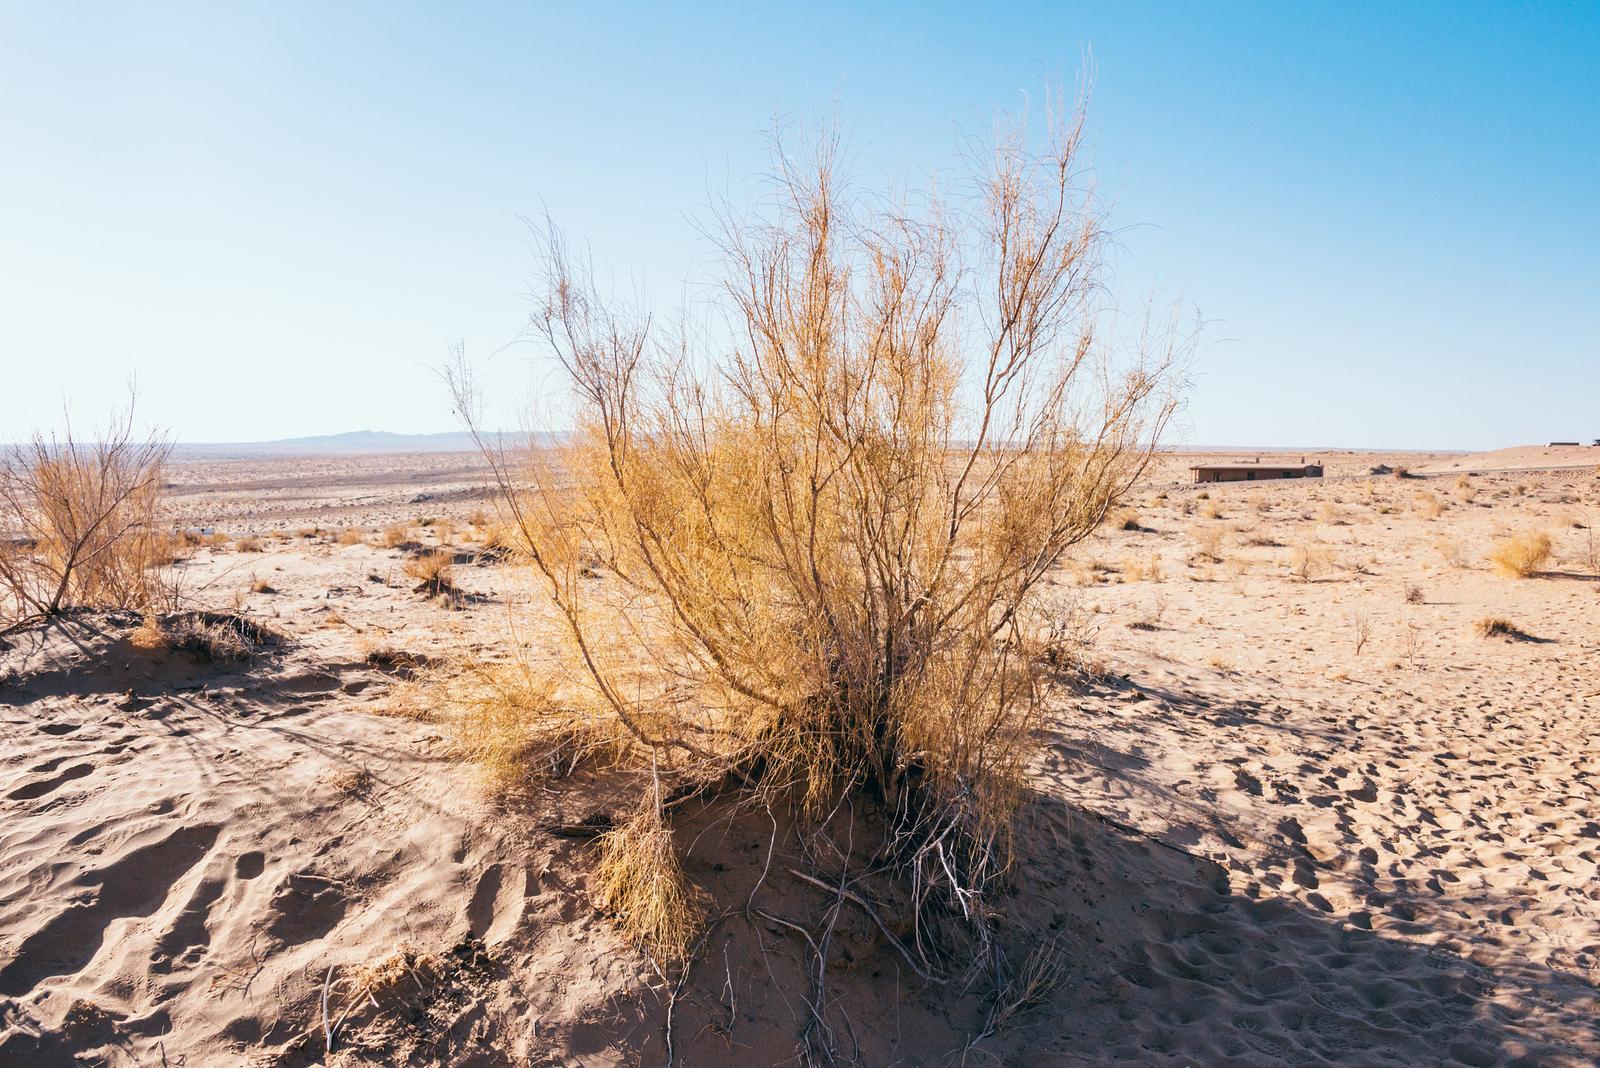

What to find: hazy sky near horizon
left=2, top=2, right=1595, bottom=450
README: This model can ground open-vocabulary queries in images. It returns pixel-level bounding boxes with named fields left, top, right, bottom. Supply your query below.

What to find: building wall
left=1194, top=466, right=1321, bottom=483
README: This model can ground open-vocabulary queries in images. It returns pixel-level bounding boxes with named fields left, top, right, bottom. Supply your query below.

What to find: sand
left=1, top=447, right=1597, bottom=1065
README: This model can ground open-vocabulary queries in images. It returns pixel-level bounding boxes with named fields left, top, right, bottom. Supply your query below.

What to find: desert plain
left=2, top=443, right=1597, bottom=1066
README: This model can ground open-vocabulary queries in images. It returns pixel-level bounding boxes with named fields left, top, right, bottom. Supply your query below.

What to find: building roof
left=1188, top=462, right=1320, bottom=471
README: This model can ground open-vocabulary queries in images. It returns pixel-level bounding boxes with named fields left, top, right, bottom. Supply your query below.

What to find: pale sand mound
left=4, top=609, right=1596, bottom=1065
left=1416, top=443, right=1600, bottom=474
left=0, top=616, right=642, bottom=1066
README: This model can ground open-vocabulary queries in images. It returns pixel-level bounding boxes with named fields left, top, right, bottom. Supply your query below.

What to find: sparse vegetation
left=1488, top=531, right=1552, bottom=578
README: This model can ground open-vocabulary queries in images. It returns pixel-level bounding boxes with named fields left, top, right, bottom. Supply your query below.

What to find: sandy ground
left=2, top=447, right=1597, bottom=1066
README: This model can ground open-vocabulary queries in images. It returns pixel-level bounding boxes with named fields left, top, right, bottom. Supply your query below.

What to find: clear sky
left=2, top=2, right=1595, bottom=449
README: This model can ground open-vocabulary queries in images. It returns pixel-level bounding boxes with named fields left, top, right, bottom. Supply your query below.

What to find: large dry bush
left=457, top=96, right=1185, bottom=966
left=0, top=403, right=173, bottom=633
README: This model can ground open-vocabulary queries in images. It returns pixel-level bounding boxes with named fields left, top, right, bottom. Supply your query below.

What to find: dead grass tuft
left=592, top=786, right=706, bottom=963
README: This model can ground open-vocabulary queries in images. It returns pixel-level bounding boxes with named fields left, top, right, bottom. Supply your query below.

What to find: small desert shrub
left=1351, top=614, right=1371, bottom=656
left=1316, top=502, right=1346, bottom=525
left=163, top=611, right=281, bottom=661
left=468, top=507, right=490, bottom=528
left=1404, top=584, right=1424, bottom=604
left=337, top=527, right=364, bottom=546
left=1455, top=476, right=1478, bottom=504
left=1289, top=543, right=1332, bottom=582
left=234, top=535, right=264, bottom=553
left=1121, top=553, right=1163, bottom=582
left=1111, top=507, right=1141, bottom=531
left=0, top=402, right=172, bottom=629
left=1415, top=491, right=1444, bottom=519
left=249, top=575, right=275, bottom=594
left=1199, top=498, right=1222, bottom=520
left=1037, top=604, right=1099, bottom=678
left=1435, top=538, right=1467, bottom=568
left=1473, top=616, right=1524, bottom=640
left=382, top=523, right=411, bottom=548
left=404, top=549, right=456, bottom=595
left=1488, top=531, right=1552, bottom=578
left=452, top=98, right=1185, bottom=965
left=205, top=530, right=232, bottom=549
left=1190, top=524, right=1225, bottom=563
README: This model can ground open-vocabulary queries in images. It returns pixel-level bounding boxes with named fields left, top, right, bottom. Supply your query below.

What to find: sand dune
left=2, top=453, right=1597, bottom=1065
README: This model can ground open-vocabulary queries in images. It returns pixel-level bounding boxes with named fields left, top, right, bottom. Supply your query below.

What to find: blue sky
left=2, top=2, right=1595, bottom=449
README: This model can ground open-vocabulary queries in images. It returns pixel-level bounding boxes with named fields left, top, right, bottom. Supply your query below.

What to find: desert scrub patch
left=446, top=92, right=1187, bottom=971
left=1488, top=531, right=1552, bottom=578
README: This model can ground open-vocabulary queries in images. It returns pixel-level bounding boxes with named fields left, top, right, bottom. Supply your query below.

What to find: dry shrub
left=235, top=535, right=264, bottom=553
left=1316, top=502, right=1346, bottom=525
left=1473, top=616, right=1525, bottom=640
left=1121, top=552, right=1162, bottom=582
left=1435, top=537, right=1467, bottom=568
left=337, top=527, right=364, bottom=546
left=1415, top=491, right=1444, bottom=519
left=1111, top=507, right=1142, bottom=531
left=1289, top=543, right=1332, bottom=582
left=0, top=402, right=172, bottom=630
left=382, top=523, right=411, bottom=548
left=1489, top=531, right=1551, bottom=578
left=205, top=530, right=232, bottom=549
left=134, top=611, right=281, bottom=661
left=1199, top=498, right=1222, bottom=520
left=454, top=94, right=1185, bottom=964
left=1189, top=524, right=1225, bottom=563
left=1455, top=476, right=1478, bottom=504
left=404, top=549, right=455, bottom=594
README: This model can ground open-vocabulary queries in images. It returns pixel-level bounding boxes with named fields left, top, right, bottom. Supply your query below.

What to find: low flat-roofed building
left=1191, top=460, right=1324, bottom=484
